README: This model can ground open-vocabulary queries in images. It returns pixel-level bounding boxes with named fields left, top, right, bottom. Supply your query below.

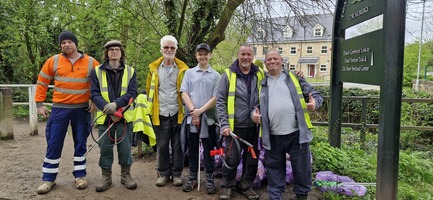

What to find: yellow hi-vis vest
left=225, top=67, right=264, bottom=130
left=95, top=65, right=135, bottom=125
left=288, top=72, right=313, bottom=129
left=133, top=94, right=156, bottom=146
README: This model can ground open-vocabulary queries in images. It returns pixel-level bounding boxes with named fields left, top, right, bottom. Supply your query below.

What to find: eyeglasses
left=108, top=48, right=121, bottom=52
left=163, top=46, right=176, bottom=50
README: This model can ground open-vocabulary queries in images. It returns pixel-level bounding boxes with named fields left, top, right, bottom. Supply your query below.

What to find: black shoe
left=219, top=187, right=232, bottom=200
left=241, top=187, right=259, bottom=200
left=296, top=194, right=308, bottom=200
left=205, top=172, right=216, bottom=194
left=182, top=172, right=197, bottom=192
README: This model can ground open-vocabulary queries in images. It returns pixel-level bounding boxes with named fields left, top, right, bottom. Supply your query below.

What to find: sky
left=405, top=0, right=433, bottom=44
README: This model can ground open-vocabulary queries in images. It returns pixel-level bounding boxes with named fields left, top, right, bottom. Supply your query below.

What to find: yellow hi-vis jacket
left=288, top=72, right=313, bottom=129
left=145, top=57, right=189, bottom=125
left=95, top=65, right=135, bottom=124
left=225, top=67, right=265, bottom=130
left=133, top=94, right=156, bottom=146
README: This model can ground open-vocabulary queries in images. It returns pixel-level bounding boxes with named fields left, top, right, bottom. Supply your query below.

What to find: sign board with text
left=335, top=0, right=386, bottom=85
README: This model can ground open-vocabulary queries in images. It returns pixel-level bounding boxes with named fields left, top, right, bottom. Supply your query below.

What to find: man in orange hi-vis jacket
left=35, top=31, right=100, bottom=195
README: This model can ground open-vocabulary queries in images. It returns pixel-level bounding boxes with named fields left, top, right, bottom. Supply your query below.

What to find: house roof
left=247, top=13, right=334, bottom=44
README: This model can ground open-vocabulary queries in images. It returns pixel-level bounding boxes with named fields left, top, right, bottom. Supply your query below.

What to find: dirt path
left=0, top=119, right=322, bottom=200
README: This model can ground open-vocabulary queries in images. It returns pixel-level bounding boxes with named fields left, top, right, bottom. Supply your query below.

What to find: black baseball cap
left=195, top=43, right=211, bottom=52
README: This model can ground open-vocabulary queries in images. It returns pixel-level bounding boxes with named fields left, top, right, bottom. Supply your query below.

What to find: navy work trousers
left=265, top=131, right=312, bottom=200
left=41, top=107, right=91, bottom=182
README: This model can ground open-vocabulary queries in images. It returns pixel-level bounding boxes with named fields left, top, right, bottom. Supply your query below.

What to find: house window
left=290, top=47, right=296, bottom=55
left=277, top=47, right=283, bottom=54
left=306, top=46, right=313, bottom=54
left=320, top=64, right=327, bottom=72
left=283, top=26, right=294, bottom=38
left=258, top=28, right=266, bottom=40
left=321, top=46, right=328, bottom=54
left=263, top=47, right=269, bottom=55
left=253, top=47, right=257, bottom=55
left=289, top=65, right=296, bottom=71
left=314, top=24, right=324, bottom=37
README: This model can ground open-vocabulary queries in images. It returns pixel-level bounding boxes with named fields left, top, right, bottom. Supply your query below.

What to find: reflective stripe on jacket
left=133, top=94, right=156, bottom=146
left=95, top=65, right=135, bottom=124
left=35, top=53, right=99, bottom=106
left=288, top=72, right=313, bottom=129
left=259, top=71, right=323, bottom=150
left=224, top=68, right=264, bottom=130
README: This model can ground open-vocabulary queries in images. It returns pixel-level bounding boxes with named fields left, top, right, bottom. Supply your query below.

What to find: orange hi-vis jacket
left=35, top=53, right=100, bottom=108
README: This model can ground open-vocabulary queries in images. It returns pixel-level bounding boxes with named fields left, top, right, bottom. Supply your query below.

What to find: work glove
left=110, top=114, right=121, bottom=122
left=103, top=102, right=117, bottom=114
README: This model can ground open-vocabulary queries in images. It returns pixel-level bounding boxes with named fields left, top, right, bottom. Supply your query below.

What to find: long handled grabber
left=84, top=98, right=134, bottom=157
left=197, top=139, right=201, bottom=191
left=229, top=132, right=257, bottom=159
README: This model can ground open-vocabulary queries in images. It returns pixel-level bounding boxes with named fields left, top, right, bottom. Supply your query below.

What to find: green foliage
left=399, top=150, right=433, bottom=184
left=13, top=105, right=29, bottom=118
left=403, top=42, right=433, bottom=87
left=311, top=128, right=433, bottom=199
left=311, top=141, right=376, bottom=182
left=253, top=59, right=264, bottom=69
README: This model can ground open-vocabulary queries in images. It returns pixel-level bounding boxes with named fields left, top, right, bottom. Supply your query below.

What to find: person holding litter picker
left=180, top=43, right=220, bottom=194
left=90, top=40, right=138, bottom=192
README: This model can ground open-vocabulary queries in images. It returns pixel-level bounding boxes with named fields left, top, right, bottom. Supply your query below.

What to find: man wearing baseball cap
left=36, top=31, right=100, bottom=194
left=90, top=40, right=138, bottom=192
left=180, top=43, right=220, bottom=194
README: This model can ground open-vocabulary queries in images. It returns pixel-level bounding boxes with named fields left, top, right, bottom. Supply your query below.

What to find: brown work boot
left=96, top=168, right=112, bottom=192
left=37, top=181, right=56, bottom=194
left=75, top=177, right=87, bottom=189
left=121, top=165, right=137, bottom=189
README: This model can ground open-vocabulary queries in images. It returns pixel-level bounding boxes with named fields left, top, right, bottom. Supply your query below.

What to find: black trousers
left=221, top=126, right=258, bottom=190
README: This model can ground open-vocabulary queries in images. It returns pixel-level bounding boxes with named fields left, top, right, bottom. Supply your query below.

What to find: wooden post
left=0, top=88, right=14, bottom=139
left=29, top=86, right=38, bottom=135
left=137, top=138, right=143, bottom=156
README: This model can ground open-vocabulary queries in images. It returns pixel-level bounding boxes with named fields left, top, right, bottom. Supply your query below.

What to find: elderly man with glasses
left=145, top=35, right=189, bottom=187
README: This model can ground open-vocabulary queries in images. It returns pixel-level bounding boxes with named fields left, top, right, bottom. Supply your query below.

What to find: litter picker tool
left=84, top=98, right=134, bottom=157
left=229, top=132, right=257, bottom=159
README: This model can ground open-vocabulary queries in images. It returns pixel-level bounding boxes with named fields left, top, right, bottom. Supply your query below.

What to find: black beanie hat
left=58, top=31, right=78, bottom=47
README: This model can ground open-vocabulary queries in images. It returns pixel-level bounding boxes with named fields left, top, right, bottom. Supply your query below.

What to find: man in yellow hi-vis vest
left=145, top=35, right=189, bottom=187
left=90, top=40, right=138, bottom=192
left=252, top=50, right=323, bottom=200
left=216, top=44, right=264, bottom=200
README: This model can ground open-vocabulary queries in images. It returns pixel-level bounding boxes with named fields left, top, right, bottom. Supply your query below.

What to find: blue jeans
left=154, top=114, right=183, bottom=177
left=265, top=131, right=312, bottom=200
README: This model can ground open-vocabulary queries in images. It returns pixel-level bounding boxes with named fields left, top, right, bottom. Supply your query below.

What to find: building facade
left=247, top=14, right=333, bottom=80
